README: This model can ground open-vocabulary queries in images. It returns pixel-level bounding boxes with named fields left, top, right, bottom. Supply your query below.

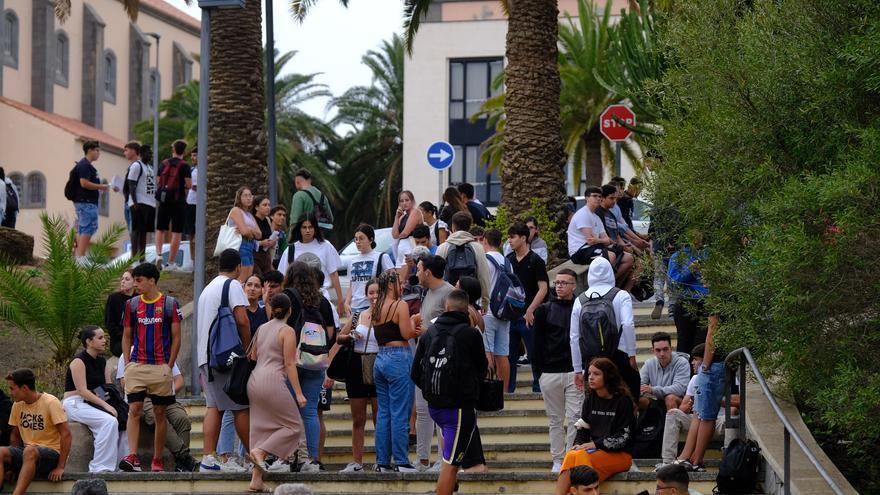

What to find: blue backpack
left=486, top=255, right=526, bottom=321
left=207, top=279, right=244, bottom=374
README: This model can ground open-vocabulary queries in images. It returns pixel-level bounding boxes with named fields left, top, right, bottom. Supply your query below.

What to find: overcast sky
left=167, top=0, right=404, bottom=120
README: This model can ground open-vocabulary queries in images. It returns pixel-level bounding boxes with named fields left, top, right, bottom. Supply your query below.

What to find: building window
left=449, top=145, right=501, bottom=207
left=449, top=58, right=503, bottom=120
left=25, top=172, right=46, bottom=208
left=2, top=10, right=18, bottom=68
left=55, top=31, right=69, bottom=87
left=172, top=42, right=193, bottom=88
left=98, top=179, right=109, bottom=216
left=148, top=69, right=159, bottom=110
left=104, top=50, right=117, bottom=104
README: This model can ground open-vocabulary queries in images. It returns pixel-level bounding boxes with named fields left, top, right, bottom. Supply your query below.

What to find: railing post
left=784, top=428, right=791, bottom=495
left=739, top=358, right=747, bottom=440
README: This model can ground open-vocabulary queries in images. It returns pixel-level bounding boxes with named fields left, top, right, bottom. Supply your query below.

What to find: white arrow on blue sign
left=426, top=141, right=455, bottom=170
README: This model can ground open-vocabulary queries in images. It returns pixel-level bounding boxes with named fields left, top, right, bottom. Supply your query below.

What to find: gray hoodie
left=435, top=230, right=492, bottom=310
left=639, top=352, right=691, bottom=399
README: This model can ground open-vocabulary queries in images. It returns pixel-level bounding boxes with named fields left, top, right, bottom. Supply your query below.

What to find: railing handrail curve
left=725, top=347, right=846, bottom=495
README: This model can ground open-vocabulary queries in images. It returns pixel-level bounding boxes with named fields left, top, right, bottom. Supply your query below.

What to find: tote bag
left=214, top=213, right=242, bottom=256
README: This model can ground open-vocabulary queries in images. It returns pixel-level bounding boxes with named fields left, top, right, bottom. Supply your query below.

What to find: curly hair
left=370, top=269, right=401, bottom=325
left=283, top=261, right=321, bottom=309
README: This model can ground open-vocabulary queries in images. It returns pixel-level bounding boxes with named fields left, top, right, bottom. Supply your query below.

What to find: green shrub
left=485, top=198, right=561, bottom=259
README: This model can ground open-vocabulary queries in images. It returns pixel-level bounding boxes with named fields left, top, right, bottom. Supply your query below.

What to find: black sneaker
left=652, top=300, right=664, bottom=319
left=375, top=464, right=396, bottom=473
left=689, top=463, right=706, bottom=473
left=316, top=460, right=327, bottom=472
left=174, top=455, right=199, bottom=472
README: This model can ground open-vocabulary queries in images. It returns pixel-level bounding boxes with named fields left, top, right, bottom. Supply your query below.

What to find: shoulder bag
left=214, top=212, right=243, bottom=256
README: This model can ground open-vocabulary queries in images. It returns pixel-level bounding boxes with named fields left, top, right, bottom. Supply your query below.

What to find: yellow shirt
left=9, top=393, right=67, bottom=452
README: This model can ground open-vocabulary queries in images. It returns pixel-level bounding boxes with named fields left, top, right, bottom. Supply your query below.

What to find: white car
left=113, top=241, right=192, bottom=268
left=572, top=196, right=651, bottom=235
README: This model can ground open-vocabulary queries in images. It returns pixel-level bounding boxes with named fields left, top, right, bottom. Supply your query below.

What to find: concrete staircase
left=28, top=303, right=755, bottom=494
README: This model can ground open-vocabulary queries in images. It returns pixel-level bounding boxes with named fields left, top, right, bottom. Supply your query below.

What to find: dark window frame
left=55, top=30, right=70, bottom=87
left=103, top=49, right=117, bottom=104
left=3, top=9, right=18, bottom=69
left=24, top=172, right=46, bottom=209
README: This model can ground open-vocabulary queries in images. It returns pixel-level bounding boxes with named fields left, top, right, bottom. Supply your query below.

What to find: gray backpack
left=577, top=288, right=621, bottom=368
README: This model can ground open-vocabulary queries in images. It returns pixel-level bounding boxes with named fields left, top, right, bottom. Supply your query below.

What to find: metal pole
left=438, top=170, right=443, bottom=210
left=192, top=8, right=211, bottom=395
left=265, top=0, right=277, bottom=205
left=784, top=429, right=791, bottom=495
left=739, top=360, right=747, bottom=440
left=614, top=141, right=622, bottom=178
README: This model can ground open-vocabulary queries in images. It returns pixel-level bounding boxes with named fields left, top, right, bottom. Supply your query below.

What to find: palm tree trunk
left=205, top=0, right=268, bottom=264
left=584, top=124, right=604, bottom=187
left=501, top=0, right=568, bottom=253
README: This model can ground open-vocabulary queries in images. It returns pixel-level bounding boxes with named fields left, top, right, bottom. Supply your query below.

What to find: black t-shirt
left=247, top=305, right=269, bottom=336
left=466, top=201, right=489, bottom=227
left=255, top=216, right=272, bottom=252
left=617, top=193, right=635, bottom=231
left=64, top=350, right=107, bottom=392
left=75, top=158, right=100, bottom=204
left=595, top=206, right=620, bottom=242
left=157, top=158, right=192, bottom=203
left=506, top=249, right=549, bottom=306
left=104, top=291, right=136, bottom=356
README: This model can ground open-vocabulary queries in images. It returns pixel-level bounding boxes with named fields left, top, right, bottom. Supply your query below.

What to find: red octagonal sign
left=600, top=104, right=636, bottom=142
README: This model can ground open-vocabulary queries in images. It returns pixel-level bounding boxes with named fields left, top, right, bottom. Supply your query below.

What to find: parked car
left=571, top=196, right=651, bottom=235
left=113, top=241, right=192, bottom=268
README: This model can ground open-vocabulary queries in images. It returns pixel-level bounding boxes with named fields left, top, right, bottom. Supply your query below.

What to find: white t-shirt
left=278, top=240, right=341, bottom=296
left=352, top=323, right=380, bottom=354
left=348, top=251, right=393, bottom=310
left=567, top=206, right=606, bottom=256
left=127, top=160, right=156, bottom=208
left=485, top=250, right=507, bottom=292
left=196, top=275, right=248, bottom=367
left=186, top=166, right=198, bottom=205
left=427, top=220, right=448, bottom=247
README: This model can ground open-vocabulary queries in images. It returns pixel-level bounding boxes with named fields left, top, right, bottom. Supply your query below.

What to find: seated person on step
left=554, top=358, right=636, bottom=495
left=0, top=369, right=71, bottom=495
left=639, top=332, right=691, bottom=411
left=118, top=352, right=198, bottom=472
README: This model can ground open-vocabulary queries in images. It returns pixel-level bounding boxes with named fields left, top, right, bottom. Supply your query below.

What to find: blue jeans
left=374, top=346, right=414, bottom=466
left=508, top=317, right=541, bottom=393
left=297, top=367, right=325, bottom=459
left=74, top=202, right=99, bottom=236
left=695, top=361, right=727, bottom=421
left=217, top=410, right=246, bottom=457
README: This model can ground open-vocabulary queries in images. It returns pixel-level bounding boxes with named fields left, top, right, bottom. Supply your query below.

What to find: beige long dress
left=247, top=318, right=303, bottom=458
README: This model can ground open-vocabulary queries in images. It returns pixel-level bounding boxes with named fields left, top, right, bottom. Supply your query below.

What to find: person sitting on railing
left=554, top=358, right=636, bottom=495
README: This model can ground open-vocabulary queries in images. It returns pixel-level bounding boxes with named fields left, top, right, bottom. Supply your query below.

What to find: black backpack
left=122, top=161, right=144, bottom=203
left=4, top=181, right=18, bottom=215
left=419, top=323, right=466, bottom=409
left=64, top=164, right=80, bottom=201
left=302, top=189, right=333, bottom=230
left=444, top=243, right=477, bottom=286
left=714, top=438, right=762, bottom=494
left=632, top=405, right=665, bottom=459
left=577, top=288, right=621, bottom=368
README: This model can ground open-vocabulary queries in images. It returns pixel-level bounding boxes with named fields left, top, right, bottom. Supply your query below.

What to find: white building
left=402, top=0, right=639, bottom=208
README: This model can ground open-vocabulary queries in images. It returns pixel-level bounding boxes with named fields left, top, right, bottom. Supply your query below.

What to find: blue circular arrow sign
left=426, top=141, right=455, bottom=170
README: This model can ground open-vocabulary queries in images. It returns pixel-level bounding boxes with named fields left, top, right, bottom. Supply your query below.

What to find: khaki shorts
left=124, top=362, right=175, bottom=405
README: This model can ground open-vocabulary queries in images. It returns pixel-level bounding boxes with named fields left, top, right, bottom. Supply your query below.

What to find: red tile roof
left=138, top=0, right=201, bottom=33
left=0, top=97, right=127, bottom=153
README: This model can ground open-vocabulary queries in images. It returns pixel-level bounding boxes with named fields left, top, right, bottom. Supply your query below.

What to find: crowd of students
left=0, top=163, right=731, bottom=495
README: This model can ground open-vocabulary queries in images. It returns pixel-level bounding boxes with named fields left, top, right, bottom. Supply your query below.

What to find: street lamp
left=145, top=32, right=161, bottom=174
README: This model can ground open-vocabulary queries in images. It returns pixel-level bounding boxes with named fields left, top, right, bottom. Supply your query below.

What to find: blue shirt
left=667, top=247, right=709, bottom=299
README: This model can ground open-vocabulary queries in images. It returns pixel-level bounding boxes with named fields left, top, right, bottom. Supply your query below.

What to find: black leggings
left=673, top=299, right=708, bottom=355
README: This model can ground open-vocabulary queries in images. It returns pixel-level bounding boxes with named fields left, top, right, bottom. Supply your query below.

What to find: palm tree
left=53, top=0, right=267, bottom=264
left=292, top=0, right=568, bottom=224
left=331, top=35, right=404, bottom=237
left=134, top=80, right=200, bottom=156
left=0, top=214, right=129, bottom=364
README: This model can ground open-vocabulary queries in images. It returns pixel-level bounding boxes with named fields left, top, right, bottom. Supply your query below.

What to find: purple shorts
left=428, top=406, right=477, bottom=466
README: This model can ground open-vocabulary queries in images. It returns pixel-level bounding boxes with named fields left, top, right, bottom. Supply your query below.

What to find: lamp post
left=145, top=32, right=161, bottom=173
left=192, top=0, right=245, bottom=395
left=266, top=0, right=277, bottom=205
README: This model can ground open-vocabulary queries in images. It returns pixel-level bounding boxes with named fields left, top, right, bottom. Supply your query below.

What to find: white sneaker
left=164, top=263, right=179, bottom=272
left=218, top=457, right=247, bottom=473
left=428, top=460, right=442, bottom=473
left=199, top=454, right=220, bottom=472
left=340, top=462, right=363, bottom=473
left=551, top=461, right=562, bottom=473
left=267, top=460, right=290, bottom=472
left=299, top=460, right=320, bottom=473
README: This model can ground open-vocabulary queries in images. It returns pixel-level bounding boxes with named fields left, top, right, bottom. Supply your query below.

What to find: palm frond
left=402, top=0, right=434, bottom=55
left=290, top=0, right=350, bottom=22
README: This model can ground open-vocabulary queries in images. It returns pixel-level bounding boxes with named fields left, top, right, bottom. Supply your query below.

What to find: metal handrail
left=724, top=347, right=846, bottom=495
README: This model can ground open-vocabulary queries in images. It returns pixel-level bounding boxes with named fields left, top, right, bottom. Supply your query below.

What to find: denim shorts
left=239, top=239, right=255, bottom=267
left=75, top=202, right=99, bottom=236
left=483, top=314, right=511, bottom=356
left=694, top=361, right=727, bottom=421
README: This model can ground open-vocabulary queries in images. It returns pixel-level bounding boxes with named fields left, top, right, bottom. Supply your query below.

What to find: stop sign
left=600, top=104, right=636, bottom=142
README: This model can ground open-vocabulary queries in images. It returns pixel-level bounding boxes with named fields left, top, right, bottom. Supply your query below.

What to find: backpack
left=122, top=161, right=144, bottom=203
left=64, top=164, right=80, bottom=201
left=3, top=181, right=18, bottom=215
left=714, top=439, right=762, bottom=494
left=156, top=157, right=185, bottom=203
left=419, top=323, right=467, bottom=408
left=288, top=290, right=330, bottom=370
left=444, top=243, right=477, bottom=286
left=207, top=279, right=245, bottom=373
left=486, top=255, right=526, bottom=321
left=632, top=405, right=665, bottom=459
left=577, top=287, right=621, bottom=368
left=302, top=189, right=333, bottom=230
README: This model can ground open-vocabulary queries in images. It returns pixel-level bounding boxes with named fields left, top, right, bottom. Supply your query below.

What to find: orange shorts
left=560, top=448, right=632, bottom=482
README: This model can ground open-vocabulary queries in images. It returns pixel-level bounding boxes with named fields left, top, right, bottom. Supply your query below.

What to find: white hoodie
left=569, top=257, right=637, bottom=373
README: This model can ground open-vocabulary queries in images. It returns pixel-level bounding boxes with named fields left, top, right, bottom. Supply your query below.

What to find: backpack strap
left=603, top=287, right=621, bottom=301
left=220, top=278, right=233, bottom=309
left=375, top=252, right=386, bottom=278
left=287, top=242, right=296, bottom=263
left=302, top=189, right=320, bottom=207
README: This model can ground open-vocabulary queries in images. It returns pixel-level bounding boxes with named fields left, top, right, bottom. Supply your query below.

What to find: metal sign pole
left=265, top=0, right=277, bottom=205
left=614, top=141, right=622, bottom=178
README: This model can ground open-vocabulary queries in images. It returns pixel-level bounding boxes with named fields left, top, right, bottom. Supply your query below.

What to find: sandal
left=247, top=487, right=271, bottom=493
left=246, top=454, right=270, bottom=474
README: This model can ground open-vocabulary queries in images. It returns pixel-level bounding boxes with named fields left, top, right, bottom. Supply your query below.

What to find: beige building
left=402, top=0, right=639, bottom=208
left=1, top=0, right=199, bottom=255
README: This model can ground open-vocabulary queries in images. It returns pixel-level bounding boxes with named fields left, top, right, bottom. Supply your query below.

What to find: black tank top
left=64, top=350, right=107, bottom=392
left=398, top=212, right=410, bottom=239
left=374, top=300, right=405, bottom=345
